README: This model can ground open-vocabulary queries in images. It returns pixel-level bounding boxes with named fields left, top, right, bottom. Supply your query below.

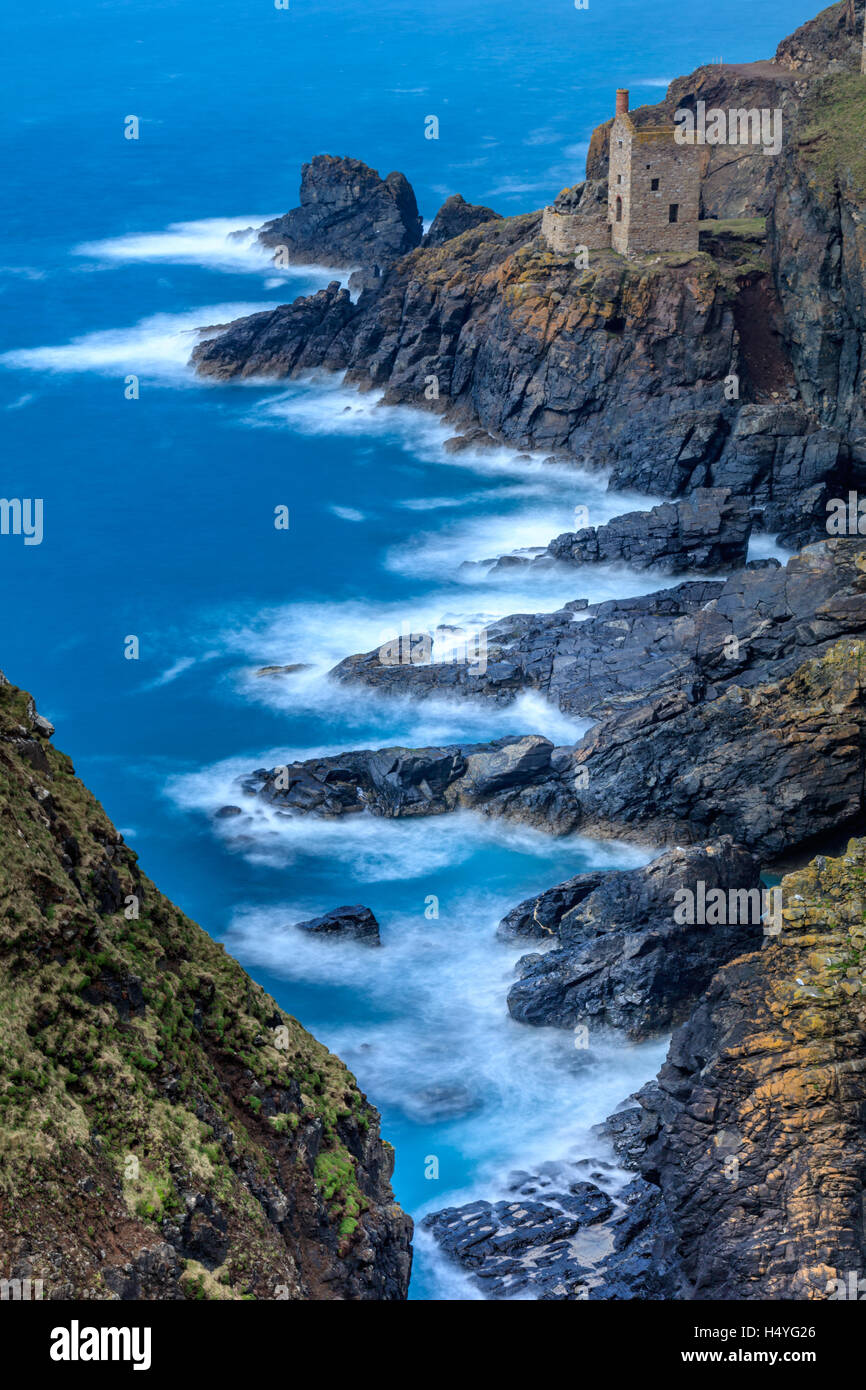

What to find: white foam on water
left=167, top=749, right=650, bottom=877
left=224, top=877, right=666, bottom=1210
left=246, top=375, right=679, bottom=592
left=249, top=376, right=607, bottom=486
left=747, top=531, right=793, bottom=564
left=330, top=505, right=367, bottom=522
left=73, top=216, right=345, bottom=286
left=210, top=592, right=589, bottom=741
left=142, top=656, right=198, bottom=690
left=0, top=301, right=279, bottom=383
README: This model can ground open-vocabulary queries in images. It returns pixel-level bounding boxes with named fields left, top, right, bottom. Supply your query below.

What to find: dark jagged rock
left=497, top=869, right=608, bottom=941
left=506, top=839, right=763, bottom=1039
left=257, top=155, right=422, bottom=274
left=636, top=839, right=866, bottom=1299
left=293, top=904, right=381, bottom=946
left=569, top=636, right=866, bottom=857
left=244, top=627, right=866, bottom=861
left=192, top=281, right=356, bottom=380
left=489, top=488, right=752, bottom=575
left=769, top=69, right=866, bottom=466
left=595, top=1103, right=650, bottom=1171
left=243, top=734, right=556, bottom=822
left=429, top=840, right=866, bottom=1301
left=331, top=541, right=866, bottom=725
left=0, top=672, right=411, bottom=1300
left=423, top=1160, right=681, bottom=1300
left=423, top=193, right=501, bottom=247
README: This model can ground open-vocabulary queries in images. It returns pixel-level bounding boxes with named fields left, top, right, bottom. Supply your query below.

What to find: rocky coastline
left=7, top=0, right=864, bottom=1302
left=182, top=0, right=866, bottom=1300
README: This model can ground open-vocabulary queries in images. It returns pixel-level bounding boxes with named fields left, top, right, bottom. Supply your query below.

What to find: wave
left=73, top=216, right=344, bottom=286
left=167, top=753, right=652, bottom=876
left=0, top=301, right=279, bottom=383
left=223, top=876, right=666, bottom=1231
left=747, top=531, right=793, bottom=564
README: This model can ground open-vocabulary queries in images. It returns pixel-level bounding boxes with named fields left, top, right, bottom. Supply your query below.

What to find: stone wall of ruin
left=541, top=206, right=610, bottom=254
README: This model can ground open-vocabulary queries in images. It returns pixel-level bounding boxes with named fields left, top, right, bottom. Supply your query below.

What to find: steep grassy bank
left=0, top=672, right=412, bottom=1300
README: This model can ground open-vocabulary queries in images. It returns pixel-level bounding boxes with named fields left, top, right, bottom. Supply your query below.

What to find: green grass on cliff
left=0, top=672, right=387, bottom=1298
left=797, top=72, right=866, bottom=199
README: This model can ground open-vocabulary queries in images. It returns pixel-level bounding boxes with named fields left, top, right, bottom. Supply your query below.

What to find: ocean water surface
left=2, top=0, right=811, bottom=1297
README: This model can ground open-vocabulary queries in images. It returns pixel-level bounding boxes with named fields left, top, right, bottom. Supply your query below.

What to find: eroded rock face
left=242, top=734, right=556, bottom=822
left=570, top=637, right=866, bottom=857
left=257, top=155, right=422, bottom=273
left=238, top=600, right=866, bottom=862
left=637, top=839, right=866, bottom=1300
left=236, top=642, right=866, bottom=863
left=422, top=1158, right=681, bottom=1301
left=506, top=839, right=763, bottom=1039
left=430, top=839, right=866, bottom=1301
left=330, top=541, right=866, bottom=726
left=769, top=72, right=866, bottom=460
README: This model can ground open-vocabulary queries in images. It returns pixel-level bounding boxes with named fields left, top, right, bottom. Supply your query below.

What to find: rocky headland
left=193, top=1, right=866, bottom=555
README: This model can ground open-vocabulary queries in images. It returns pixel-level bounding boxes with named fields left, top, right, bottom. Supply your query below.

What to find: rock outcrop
left=428, top=838, right=866, bottom=1300
left=236, top=628, right=866, bottom=861
left=423, top=193, right=501, bottom=247
left=257, top=155, right=422, bottom=279
left=293, top=904, right=381, bottom=946
left=0, top=672, right=411, bottom=1300
left=331, top=540, right=866, bottom=721
left=506, top=839, right=763, bottom=1039
left=489, top=488, right=752, bottom=575
left=637, top=838, right=866, bottom=1299
left=422, top=1160, right=680, bottom=1300
left=769, top=69, right=866, bottom=463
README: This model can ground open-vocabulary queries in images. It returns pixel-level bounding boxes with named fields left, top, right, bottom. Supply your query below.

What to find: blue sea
left=1, top=0, right=812, bottom=1297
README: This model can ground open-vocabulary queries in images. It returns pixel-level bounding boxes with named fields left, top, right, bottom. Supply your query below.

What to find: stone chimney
left=616, top=89, right=630, bottom=116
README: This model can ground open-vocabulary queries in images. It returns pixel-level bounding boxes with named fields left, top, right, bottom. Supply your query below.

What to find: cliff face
left=0, top=673, right=412, bottom=1300
left=194, top=222, right=779, bottom=508
left=770, top=71, right=866, bottom=457
left=424, top=836, right=866, bottom=1300
left=191, top=2, right=866, bottom=550
left=640, top=838, right=866, bottom=1299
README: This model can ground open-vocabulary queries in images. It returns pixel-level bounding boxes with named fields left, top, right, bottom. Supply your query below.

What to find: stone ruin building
left=542, top=88, right=700, bottom=258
